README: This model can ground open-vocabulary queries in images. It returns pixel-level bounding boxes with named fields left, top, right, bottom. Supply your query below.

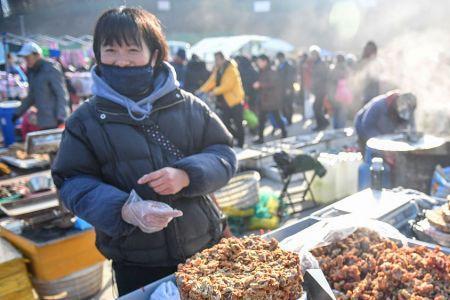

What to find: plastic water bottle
left=370, top=157, right=384, bottom=191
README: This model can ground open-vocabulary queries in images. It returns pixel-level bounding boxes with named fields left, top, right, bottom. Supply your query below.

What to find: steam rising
left=323, top=0, right=450, bottom=136
left=376, top=30, right=450, bottom=136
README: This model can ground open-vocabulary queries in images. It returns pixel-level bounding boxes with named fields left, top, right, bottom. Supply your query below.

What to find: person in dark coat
left=234, top=55, right=258, bottom=110
left=13, top=42, right=69, bottom=130
left=184, top=54, right=209, bottom=93
left=298, top=52, right=311, bottom=116
left=253, top=54, right=287, bottom=144
left=51, top=7, right=237, bottom=296
left=276, top=52, right=296, bottom=125
left=171, top=48, right=187, bottom=88
left=355, top=90, right=417, bottom=151
left=309, top=46, right=329, bottom=131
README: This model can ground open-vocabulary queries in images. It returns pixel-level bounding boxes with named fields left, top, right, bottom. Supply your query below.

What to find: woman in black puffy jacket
left=51, top=7, right=237, bottom=296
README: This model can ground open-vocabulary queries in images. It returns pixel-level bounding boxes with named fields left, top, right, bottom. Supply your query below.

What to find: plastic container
left=309, top=153, right=338, bottom=204
left=335, top=152, right=361, bottom=199
left=309, top=152, right=362, bottom=204
left=342, top=152, right=363, bottom=195
left=74, top=218, right=93, bottom=230
left=0, top=101, right=21, bottom=147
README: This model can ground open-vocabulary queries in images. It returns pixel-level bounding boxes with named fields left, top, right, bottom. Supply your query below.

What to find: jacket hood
left=91, top=61, right=179, bottom=121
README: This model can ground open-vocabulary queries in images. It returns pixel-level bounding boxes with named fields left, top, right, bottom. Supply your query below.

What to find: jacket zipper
left=138, top=115, right=187, bottom=262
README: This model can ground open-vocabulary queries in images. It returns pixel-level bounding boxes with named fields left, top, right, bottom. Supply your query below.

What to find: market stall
left=119, top=210, right=450, bottom=300
left=280, top=218, right=450, bottom=299
left=0, top=128, right=105, bottom=299
left=237, top=128, right=356, bottom=172
left=413, top=197, right=450, bottom=248
left=0, top=168, right=105, bottom=299
left=0, top=128, right=63, bottom=181
left=119, top=217, right=334, bottom=300
left=117, top=151, right=450, bottom=300
left=364, top=133, right=450, bottom=192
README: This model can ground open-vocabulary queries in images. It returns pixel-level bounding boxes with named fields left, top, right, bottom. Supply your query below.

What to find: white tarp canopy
left=191, top=35, right=294, bottom=66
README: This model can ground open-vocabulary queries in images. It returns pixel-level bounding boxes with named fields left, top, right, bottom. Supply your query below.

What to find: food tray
left=264, top=216, right=321, bottom=241
left=309, top=230, right=450, bottom=299
left=0, top=171, right=55, bottom=206
left=0, top=178, right=28, bottom=204
left=120, top=217, right=323, bottom=300
left=24, top=128, right=64, bottom=155
left=249, top=128, right=355, bottom=154
left=119, top=274, right=175, bottom=300
left=0, top=170, right=51, bottom=186
left=0, top=193, right=22, bottom=204
left=301, top=216, right=450, bottom=255
left=0, top=190, right=58, bottom=219
left=0, top=156, right=49, bottom=169
left=120, top=218, right=449, bottom=300
left=119, top=274, right=308, bottom=300
left=312, top=189, right=421, bottom=227
left=404, top=236, right=450, bottom=254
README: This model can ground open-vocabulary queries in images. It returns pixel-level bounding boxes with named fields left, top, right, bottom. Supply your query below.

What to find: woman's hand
left=138, top=167, right=190, bottom=195
left=222, top=225, right=234, bottom=238
left=253, top=81, right=261, bottom=90
left=122, top=199, right=183, bottom=233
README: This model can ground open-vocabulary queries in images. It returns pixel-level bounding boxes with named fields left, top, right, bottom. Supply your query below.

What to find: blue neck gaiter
left=98, top=63, right=154, bottom=98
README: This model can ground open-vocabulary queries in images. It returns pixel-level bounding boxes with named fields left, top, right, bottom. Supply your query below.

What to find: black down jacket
left=51, top=89, right=237, bottom=266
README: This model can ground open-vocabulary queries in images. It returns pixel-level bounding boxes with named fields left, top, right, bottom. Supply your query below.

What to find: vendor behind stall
left=355, top=90, right=417, bottom=152
left=51, top=7, right=237, bottom=296
left=13, top=42, right=69, bottom=135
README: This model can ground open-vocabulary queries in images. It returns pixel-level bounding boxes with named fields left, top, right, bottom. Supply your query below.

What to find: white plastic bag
left=280, top=214, right=408, bottom=272
left=149, top=281, right=180, bottom=300
left=122, top=190, right=183, bottom=233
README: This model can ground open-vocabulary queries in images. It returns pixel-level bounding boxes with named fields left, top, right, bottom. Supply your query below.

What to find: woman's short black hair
left=93, top=6, right=168, bottom=66
left=214, top=51, right=225, bottom=60
left=257, top=54, right=270, bottom=63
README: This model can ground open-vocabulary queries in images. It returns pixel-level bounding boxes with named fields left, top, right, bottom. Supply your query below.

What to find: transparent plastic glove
left=121, top=190, right=183, bottom=233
